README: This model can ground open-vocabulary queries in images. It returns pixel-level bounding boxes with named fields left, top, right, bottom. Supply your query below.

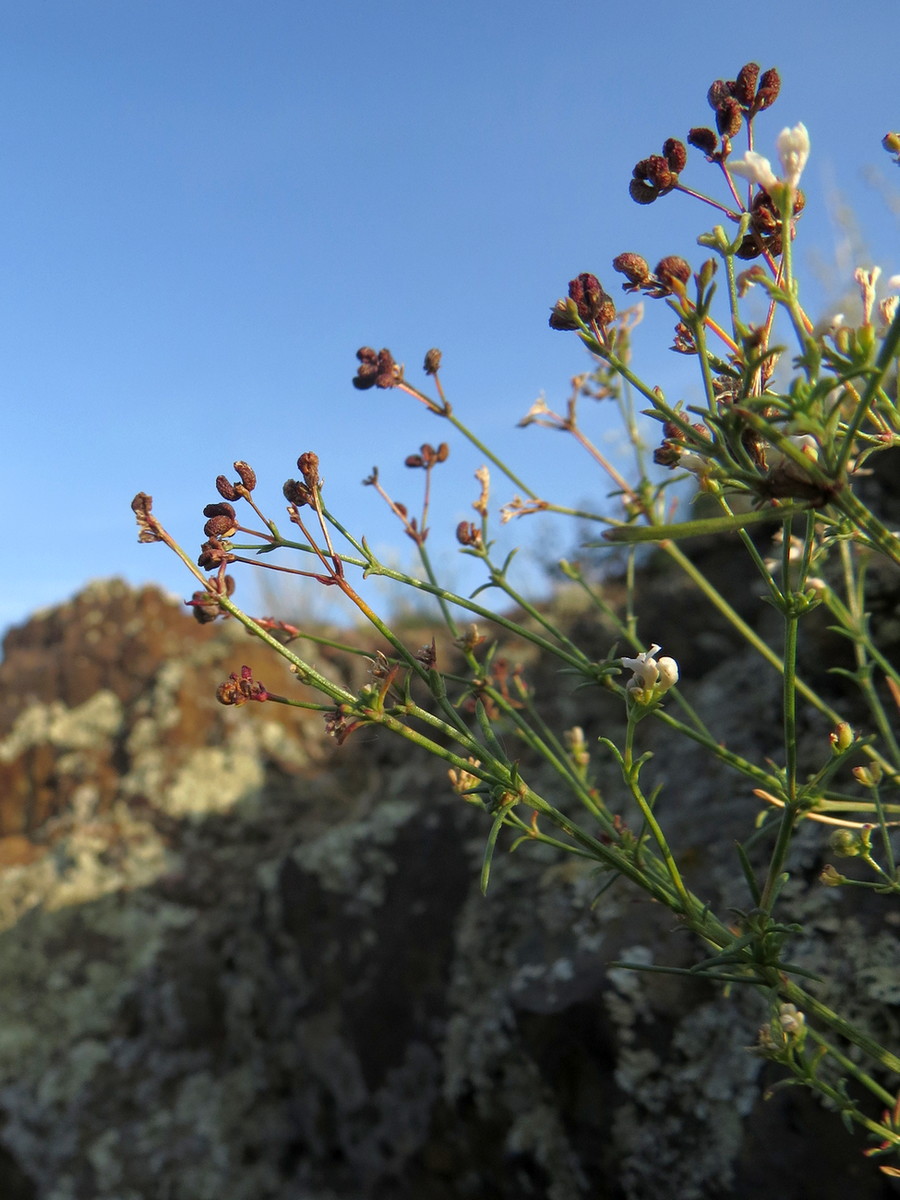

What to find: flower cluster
left=627, top=63, right=780, bottom=206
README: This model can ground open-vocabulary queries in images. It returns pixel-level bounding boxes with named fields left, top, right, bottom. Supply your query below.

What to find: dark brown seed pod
left=663, top=138, right=687, bottom=174
left=233, top=461, right=257, bottom=491
left=688, top=127, right=718, bottom=156
left=655, top=256, right=692, bottom=290
left=568, top=273, right=616, bottom=325
left=733, top=62, right=760, bottom=107
left=715, top=97, right=742, bottom=138
left=612, top=252, right=651, bottom=290
left=754, top=68, right=781, bottom=112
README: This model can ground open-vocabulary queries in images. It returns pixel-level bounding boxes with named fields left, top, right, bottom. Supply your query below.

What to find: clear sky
left=3, top=0, right=899, bottom=636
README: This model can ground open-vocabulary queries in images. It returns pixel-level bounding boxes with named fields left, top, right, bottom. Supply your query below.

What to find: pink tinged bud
left=830, top=722, right=854, bottom=753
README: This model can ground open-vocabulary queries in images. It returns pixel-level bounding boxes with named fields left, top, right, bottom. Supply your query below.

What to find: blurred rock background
left=0, top=563, right=898, bottom=1200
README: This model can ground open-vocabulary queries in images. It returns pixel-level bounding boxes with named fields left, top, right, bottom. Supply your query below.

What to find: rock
left=0, top=577, right=895, bottom=1199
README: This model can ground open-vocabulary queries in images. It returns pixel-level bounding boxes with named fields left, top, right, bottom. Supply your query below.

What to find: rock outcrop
left=0, top=576, right=896, bottom=1199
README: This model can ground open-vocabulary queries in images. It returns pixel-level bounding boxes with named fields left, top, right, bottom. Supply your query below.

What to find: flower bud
left=829, top=828, right=862, bottom=857
left=830, top=722, right=854, bottom=753
left=778, top=1003, right=805, bottom=1037
left=423, top=348, right=442, bottom=374
left=819, top=864, right=846, bottom=887
left=852, top=762, right=882, bottom=788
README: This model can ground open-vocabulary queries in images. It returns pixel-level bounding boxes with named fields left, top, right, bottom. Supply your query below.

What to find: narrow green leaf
left=735, top=841, right=762, bottom=905
left=481, top=804, right=513, bottom=895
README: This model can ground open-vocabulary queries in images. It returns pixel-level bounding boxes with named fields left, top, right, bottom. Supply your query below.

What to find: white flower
left=679, top=451, right=712, bottom=475
left=775, top=122, right=810, bottom=189
left=620, top=644, right=679, bottom=698
left=730, top=122, right=809, bottom=194
left=729, top=149, right=779, bottom=193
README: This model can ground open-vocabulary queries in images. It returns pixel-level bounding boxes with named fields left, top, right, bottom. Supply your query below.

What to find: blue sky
left=3, top=0, right=899, bottom=635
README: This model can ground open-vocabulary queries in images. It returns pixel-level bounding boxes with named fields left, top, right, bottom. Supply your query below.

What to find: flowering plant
left=135, top=63, right=900, bottom=1174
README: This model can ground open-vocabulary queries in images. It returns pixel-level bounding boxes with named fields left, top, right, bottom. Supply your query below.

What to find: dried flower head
left=456, top=520, right=482, bottom=547
left=612, top=252, right=652, bottom=291
left=732, top=62, right=760, bottom=106
left=472, top=466, right=490, bottom=517
left=715, top=96, right=743, bottom=138
left=283, top=478, right=312, bottom=507
left=753, top=68, right=781, bottom=112
left=549, top=273, right=616, bottom=330
left=197, top=537, right=236, bottom=571
left=215, top=475, right=240, bottom=502
left=216, top=665, right=269, bottom=706
left=405, top=442, right=450, bottom=469
left=662, top=138, right=687, bottom=173
left=687, top=126, right=719, bottom=158
left=353, top=346, right=398, bottom=390
left=131, top=492, right=163, bottom=543
left=186, top=574, right=235, bottom=624
left=855, top=266, right=882, bottom=325
left=202, top=502, right=238, bottom=539
left=415, top=639, right=437, bottom=669
left=423, top=348, right=442, bottom=374
left=654, top=256, right=691, bottom=293
left=297, top=451, right=321, bottom=490
left=629, top=154, right=677, bottom=205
